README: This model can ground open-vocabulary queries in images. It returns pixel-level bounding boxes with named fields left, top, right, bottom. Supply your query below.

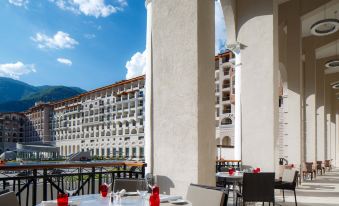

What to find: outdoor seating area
left=216, top=163, right=339, bottom=205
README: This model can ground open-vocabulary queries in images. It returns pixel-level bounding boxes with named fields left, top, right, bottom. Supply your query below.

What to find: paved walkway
left=228, top=169, right=339, bottom=205
left=275, top=169, right=339, bottom=206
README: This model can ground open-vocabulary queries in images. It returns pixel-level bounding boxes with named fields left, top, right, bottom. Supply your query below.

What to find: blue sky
left=0, top=0, right=226, bottom=91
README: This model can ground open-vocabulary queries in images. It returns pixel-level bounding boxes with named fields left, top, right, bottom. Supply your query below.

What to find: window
left=132, top=147, right=136, bottom=158
left=222, top=136, right=232, bottom=147
left=223, top=105, right=231, bottom=114
left=221, top=118, right=232, bottom=125
left=125, top=148, right=130, bottom=158
left=139, top=147, right=144, bottom=158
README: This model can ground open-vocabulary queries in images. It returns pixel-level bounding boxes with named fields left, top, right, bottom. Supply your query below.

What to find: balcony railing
left=0, top=161, right=146, bottom=206
left=216, top=160, right=241, bottom=172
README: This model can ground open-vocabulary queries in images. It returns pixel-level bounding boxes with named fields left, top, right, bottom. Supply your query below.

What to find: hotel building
left=214, top=51, right=236, bottom=159
left=0, top=113, right=26, bottom=154
left=51, top=76, right=145, bottom=159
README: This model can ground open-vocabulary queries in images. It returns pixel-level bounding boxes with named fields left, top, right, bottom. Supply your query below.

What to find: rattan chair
left=302, top=162, right=316, bottom=180
left=236, top=173, right=275, bottom=206
left=316, top=161, right=325, bottom=175
left=324, top=160, right=332, bottom=171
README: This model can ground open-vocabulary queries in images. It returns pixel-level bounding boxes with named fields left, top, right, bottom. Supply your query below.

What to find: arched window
left=221, top=118, right=232, bottom=125
left=223, top=66, right=230, bottom=75
left=223, top=79, right=230, bottom=88
left=131, top=129, right=137, bottom=134
left=222, top=136, right=231, bottom=146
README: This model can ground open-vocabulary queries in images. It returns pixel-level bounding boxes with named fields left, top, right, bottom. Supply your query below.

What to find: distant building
left=25, top=102, right=53, bottom=143
left=51, top=76, right=145, bottom=159
left=0, top=113, right=26, bottom=154
left=214, top=51, right=236, bottom=159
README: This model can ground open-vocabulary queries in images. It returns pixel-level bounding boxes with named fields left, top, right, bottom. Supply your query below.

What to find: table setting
left=38, top=180, right=191, bottom=206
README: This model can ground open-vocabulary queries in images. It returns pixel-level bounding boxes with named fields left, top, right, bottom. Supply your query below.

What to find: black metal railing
left=216, top=160, right=242, bottom=172
left=0, top=161, right=146, bottom=206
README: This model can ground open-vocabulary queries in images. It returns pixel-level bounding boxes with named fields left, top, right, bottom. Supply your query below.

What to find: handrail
left=0, top=161, right=146, bottom=171
left=216, top=160, right=241, bottom=163
left=0, top=161, right=146, bottom=206
left=216, top=160, right=242, bottom=172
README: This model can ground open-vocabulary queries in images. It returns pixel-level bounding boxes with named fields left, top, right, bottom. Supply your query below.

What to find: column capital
left=145, top=0, right=152, bottom=7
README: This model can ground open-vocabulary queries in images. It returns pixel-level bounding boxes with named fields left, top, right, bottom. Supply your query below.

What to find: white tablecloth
left=37, top=194, right=191, bottom=206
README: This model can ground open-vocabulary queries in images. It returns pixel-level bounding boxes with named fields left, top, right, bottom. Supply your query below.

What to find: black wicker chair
left=275, top=170, right=298, bottom=206
left=236, top=172, right=275, bottom=206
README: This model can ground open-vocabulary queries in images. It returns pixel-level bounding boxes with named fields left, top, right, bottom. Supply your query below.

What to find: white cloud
left=125, top=50, right=146, bottom=79
left=57, top=58, right=72, bottom=66
left=0, top=61, right=36, bottom=79
left=31, top=31, right=78, bottom=49
left=8, top=0, right=28, bottom=7
left=84, top=33, right=96, bottom=39
left=215, top=0, right=227, bottom=54
left=49, top=0, right=128, bottom=18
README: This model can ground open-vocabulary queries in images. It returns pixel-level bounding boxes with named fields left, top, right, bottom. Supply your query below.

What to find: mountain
left=0, top=77, right=86, bottom=112
left=0, top=77, right=39, bottom=103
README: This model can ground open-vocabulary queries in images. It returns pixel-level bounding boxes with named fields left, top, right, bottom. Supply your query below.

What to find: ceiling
left=315, top=40, right=339, bottom=59
left=301, top=0, right=339, bottom=37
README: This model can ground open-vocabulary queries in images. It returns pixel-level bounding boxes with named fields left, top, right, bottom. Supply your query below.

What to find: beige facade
left=52, top=76, right=145, bottom=159
left=25, top=103, right=53, bottom=143
left=214, top=51, right=236, bottom=159
left=0, top=113, right=26, bottom=153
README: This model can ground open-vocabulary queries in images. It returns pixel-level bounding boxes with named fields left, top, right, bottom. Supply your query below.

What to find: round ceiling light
left=310, top=19, right=339, bottom=36
left=325, top=60, right=339, bottom=68
left=332, top=83, right=339, bottom=89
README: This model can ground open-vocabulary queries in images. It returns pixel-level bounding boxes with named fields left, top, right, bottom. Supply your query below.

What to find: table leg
left=233, top=182, right=236, bottom=206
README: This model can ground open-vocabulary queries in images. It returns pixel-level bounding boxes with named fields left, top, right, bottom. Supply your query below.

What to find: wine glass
left=137, top=179, right=148, bottom=202
left=65, top=183, right=78, bottom=197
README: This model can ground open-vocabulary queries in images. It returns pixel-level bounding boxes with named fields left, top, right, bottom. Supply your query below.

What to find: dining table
left=37, top=193, right=192, bottom=206
left=216, top=172, right=244, bottom=206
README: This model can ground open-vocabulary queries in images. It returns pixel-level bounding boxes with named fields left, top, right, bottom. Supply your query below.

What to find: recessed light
left=325, top=60, right=339, bottom=68
left=310, top=19, right=339, bottom=36
left=332, top=83, right=339, bottom=89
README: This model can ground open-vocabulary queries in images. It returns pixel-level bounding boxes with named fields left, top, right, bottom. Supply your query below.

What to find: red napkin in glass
left=100, top=184, right=109, bottom=197
left=57, top=193, right=68, bottom=206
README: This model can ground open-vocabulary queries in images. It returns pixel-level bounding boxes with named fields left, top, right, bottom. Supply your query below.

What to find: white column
left=144, top=0, right=153, bottom=174
left=236, top=0, right=279, bottom=172
left=304, top=51, right=317, bottom=163
left=336, top=102, right=339, bottom=166
left=316, top=61, right=325, bottom=162
left=325, top=83, right=331, bottom=160
left=331, top=94, right=336, bottom=163
left=152, top=0, right=215, bottom=195
left=234, top=48, right=241, bottom=161
left=284, top=0, right=302, bottom=168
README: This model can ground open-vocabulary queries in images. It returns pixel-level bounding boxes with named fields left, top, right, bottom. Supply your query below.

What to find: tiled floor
left=228, top=169, right=339, bottom=206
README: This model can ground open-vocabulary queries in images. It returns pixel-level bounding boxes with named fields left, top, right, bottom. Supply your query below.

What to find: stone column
left=232, top=46, right=242, bottom=161
left=144, top=0, right=153, bottom=174
left=304, top=51, right=317, bottom=163
left=336, top=101, right=339, bottom=166
left=284, top=0, right=302, bottom=168
left=316, top=61, right=325, bottom=162
left=331, top=93, right=336, bottom=164
left=325, top=82, right=331, bottom=160
left=152, top=0, right=215, bottom=195
left=236, top=0, right=279, bottom=171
